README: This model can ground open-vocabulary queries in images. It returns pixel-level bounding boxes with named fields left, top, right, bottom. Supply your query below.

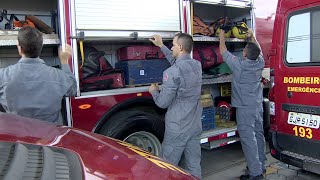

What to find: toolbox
left=115, top=59, right=170, bottom=85
left=117, top=46, right=165, bottom=61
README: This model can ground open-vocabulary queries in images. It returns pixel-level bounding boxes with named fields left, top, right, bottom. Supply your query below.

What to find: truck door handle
left=287, top=91, right=293, bottom=98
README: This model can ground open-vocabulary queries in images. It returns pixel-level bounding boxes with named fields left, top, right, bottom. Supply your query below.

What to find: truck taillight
left=269, top=68, right=276, bottom=124
left=270, top=68, right=275, bottom=88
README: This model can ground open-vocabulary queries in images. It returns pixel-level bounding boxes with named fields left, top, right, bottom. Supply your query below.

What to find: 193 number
left=293, top=126, right=313, bottom=139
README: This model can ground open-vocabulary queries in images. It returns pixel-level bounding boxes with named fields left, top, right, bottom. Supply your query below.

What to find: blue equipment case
left=115, top=59, right=170, bottom=85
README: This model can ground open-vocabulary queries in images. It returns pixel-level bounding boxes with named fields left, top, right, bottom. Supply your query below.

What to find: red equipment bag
left=80, top=70, right=125, bottom=92
left=117, top=46, right=165, bottom=61
left=79, top=45, right=125, bottom=91
left=193, top=46, right=223, bottom=70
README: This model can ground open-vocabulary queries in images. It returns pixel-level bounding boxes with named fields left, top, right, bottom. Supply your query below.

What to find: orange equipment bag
left=193, top=16, right=212, bottom=36
left=26, top=15, right=54, bottom=34
left=13, top=19, right=35, bottom=28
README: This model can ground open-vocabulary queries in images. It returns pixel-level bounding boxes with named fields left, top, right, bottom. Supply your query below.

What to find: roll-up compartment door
left=73, top=0, right=182, bottom=38
left=192, top=0, right=252, bottom=8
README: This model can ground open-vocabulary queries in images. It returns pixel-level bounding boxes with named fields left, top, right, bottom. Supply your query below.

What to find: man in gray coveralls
left=0, top=26, right=76, bottom=125
left=219, top=29, right=266, bottom=180
left=148, top=33, right=202, bottom=178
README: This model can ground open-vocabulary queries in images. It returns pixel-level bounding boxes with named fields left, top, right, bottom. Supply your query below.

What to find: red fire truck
left=269, top=0, right=320, bottom=174
left=0, top=0, right=277, bottom=156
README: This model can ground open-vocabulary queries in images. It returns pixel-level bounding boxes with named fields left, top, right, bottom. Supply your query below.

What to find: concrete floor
left=201, top=142, right=320, bottom=180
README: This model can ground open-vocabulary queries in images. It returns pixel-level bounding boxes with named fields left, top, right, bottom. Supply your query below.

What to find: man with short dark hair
left=148, top=33, right=202, bottom=178
left=219, top=29, right=266, bottom=180
left=244, top=42, right=261, bottom=60
left=0, top=26, right=76, bottom=124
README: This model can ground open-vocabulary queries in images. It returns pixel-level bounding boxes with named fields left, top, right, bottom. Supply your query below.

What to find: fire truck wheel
left=100, top=110, right=164, bottom=156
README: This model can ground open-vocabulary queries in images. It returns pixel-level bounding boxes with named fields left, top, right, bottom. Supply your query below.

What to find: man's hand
left=148, top=83, right=159, bottom=93
left=59, top=44, right=72, bottom=65
left=149, top=35, right=164, bottom=48
left=246, top=29, right=262, bottom=53
left=219, top=29, right=226, bottom=41
left=246, top=29, right=254, bottom=39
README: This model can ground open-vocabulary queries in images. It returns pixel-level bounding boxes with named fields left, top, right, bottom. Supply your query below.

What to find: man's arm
left=150, top=35, right=175, bottom=65
left=59, top=44, right=77, bottom=96
left=148, top=69, right=179, bottom=109
left=247, top=29, right=266, bottom=84
left=60, top=65, right=77, bottom=96
left=219, top=30, right=228, bottom=55
left=219, top=30, right=240, bottom=72
left=246, top=29, right=263, bottom=56
left=160, top=45, right=175, bottom=65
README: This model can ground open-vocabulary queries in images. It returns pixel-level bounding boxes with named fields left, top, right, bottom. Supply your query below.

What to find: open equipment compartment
left=0, top=0, right=60, bottom=68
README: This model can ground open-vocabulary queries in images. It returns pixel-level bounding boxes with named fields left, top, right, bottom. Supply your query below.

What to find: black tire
left=99, top=110, right=165, bottom=155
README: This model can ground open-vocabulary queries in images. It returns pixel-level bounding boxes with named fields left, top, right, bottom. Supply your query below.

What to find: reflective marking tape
left=78, top=104, right=91, bottom=109
left=227, top=140, right=237, bottom=144
left=227, top=131, right=236, bottom=137
left=200, top=138, right=208, bottom=144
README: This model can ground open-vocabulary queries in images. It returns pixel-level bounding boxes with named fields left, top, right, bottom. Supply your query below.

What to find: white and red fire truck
left=0, top=0, right=277, bottom=156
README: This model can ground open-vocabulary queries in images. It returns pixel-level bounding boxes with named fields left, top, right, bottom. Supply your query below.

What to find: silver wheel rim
left=124, top=131, right=161, bottom=156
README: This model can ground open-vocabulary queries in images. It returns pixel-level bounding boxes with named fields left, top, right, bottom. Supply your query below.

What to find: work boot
left=244, top=166, right=266, bottom=175
left=240, top=174, right=263, bottom=180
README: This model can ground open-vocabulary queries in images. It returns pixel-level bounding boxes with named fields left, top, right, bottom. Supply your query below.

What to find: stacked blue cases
left=201, top=107, right=215, bottom=130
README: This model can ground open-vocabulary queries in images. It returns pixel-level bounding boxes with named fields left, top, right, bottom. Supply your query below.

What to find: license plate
left=288, top=112, right=320, bottom=129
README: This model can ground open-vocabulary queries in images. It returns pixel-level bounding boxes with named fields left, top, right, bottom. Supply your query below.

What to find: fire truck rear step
left=201, top=136, right=240, bottom=149
left=281, top=150, right=320, bottom=174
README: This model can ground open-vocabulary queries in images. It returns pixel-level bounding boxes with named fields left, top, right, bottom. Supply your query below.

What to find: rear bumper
left=269, top=131, right=320, bottom=174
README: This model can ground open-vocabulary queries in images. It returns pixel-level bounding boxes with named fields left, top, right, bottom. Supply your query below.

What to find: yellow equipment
left=232, top=22, right=249, bottom=39
left=215, top=28, right=231, bottom=38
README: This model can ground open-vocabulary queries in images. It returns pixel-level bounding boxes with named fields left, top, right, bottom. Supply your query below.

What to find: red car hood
left=0, top=113, right=196, bottom=180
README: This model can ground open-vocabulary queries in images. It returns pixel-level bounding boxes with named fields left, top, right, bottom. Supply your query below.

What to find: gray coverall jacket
left=150, top=46, right=202, bottom=178
left=222, top=50, right=266, bottom=177
left=222, top=51, right=264, bottom=108
left=0, top=58, right=77, bottom=124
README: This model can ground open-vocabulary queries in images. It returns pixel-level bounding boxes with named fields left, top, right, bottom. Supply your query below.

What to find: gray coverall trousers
left=162, top=131, right=201, bottom=178
left=237, top=105, right=266, bottom=177
left=221, top=50, right=266, bottom=177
